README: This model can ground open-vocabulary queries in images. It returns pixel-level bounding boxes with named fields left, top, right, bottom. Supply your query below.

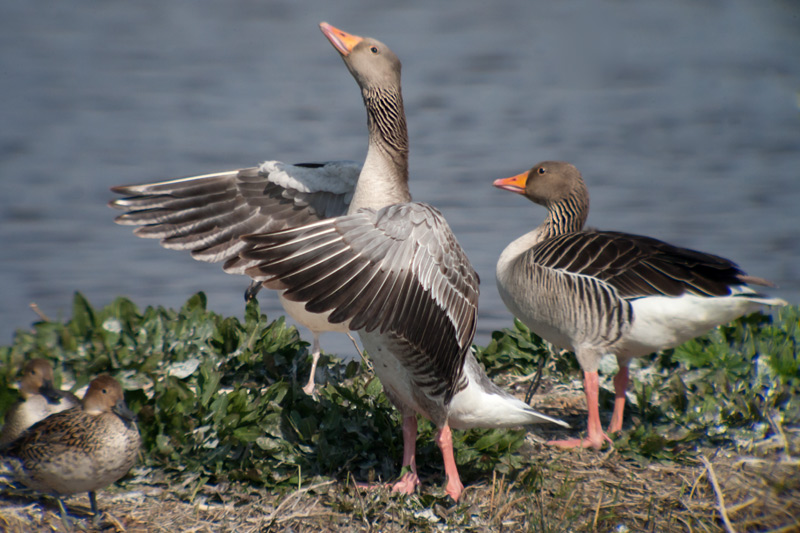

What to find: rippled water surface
left=2, top=1, right=799, bottom=354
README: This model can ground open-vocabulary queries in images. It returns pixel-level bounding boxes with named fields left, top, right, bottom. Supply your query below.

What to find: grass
left=1, top=292, right=798, bottom=532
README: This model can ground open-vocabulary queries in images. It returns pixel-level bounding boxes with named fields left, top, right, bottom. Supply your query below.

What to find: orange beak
left=319, top=22, right=364, bottom=57
left=493, top=171, right=528, bottom=195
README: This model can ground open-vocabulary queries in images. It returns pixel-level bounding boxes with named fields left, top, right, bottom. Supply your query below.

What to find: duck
left=493, top=161, right=787, bottom=449
left=1, top=374, right=141, bottom=525
left=236, top=44, right=569, bottom=499
left=108, top=22, right=407, bottom=395
left=0, top=358, right=80, bottom=447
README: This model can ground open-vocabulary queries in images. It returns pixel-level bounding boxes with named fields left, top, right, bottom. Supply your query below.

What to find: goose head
left=493, top=161, right=588, bottom=208
left=494, top=161, right=590, bottom=235
left=319, top=22, right=402, bottom=94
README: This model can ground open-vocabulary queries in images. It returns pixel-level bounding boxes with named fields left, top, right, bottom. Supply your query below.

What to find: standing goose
left=494, top=161, right=787, bottom=449
left=1, top=358, right=80, bottom=447
left=109, top=22, right=404, bottom=395
left=1, top=374, right=140, bottom=527
left=238, top=77, right=568, bottom=499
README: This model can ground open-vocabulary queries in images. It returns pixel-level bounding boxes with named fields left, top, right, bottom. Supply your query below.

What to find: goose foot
left=351, top=476, right=419, bottom=496
left=548, top=370, right=613, bottom=451
left=391, top=471, right=420, bottom=494
left=547, top=435, right=610, bottom=450
left=301, top=377, right=317, bottom=396
left=354, top=415, right=420, bottom=496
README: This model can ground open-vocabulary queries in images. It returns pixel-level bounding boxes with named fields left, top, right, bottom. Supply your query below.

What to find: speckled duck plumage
left=1, top=374, right=140, bottom=514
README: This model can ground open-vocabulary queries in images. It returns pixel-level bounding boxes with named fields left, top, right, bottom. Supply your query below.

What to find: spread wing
left=239, top=202, right=480, bottom=394
left=110, top=160, right=360, bottom=274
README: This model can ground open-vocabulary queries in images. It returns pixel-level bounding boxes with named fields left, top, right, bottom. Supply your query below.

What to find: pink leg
left=391, top=415, right=420, bottom=494
left=436, top=423, right=464, bottom=501
left=302, top=334, right=321, bottom=395
left=549, top=370, right=612, bottom=450
left=608, top=367, right=629, bottom=433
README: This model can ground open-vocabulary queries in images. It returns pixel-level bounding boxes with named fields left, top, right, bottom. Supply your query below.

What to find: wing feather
left=110, top=161, right=360, bottom=275
left=241, top=202, right=480, bottom=396
left=533, top=230, right=753, bottom=299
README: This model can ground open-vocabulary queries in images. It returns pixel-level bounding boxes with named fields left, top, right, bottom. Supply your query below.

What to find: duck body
left=0, top=358, right=80, bottom=447
left=2, top=374, right=140, bottom=522
left=5, top=405, right=140, bottom=496
left=495, top=161, right=786, bottom=449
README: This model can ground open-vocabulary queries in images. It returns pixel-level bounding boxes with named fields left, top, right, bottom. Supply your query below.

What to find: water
left=1, top=0, right=799, bottom=356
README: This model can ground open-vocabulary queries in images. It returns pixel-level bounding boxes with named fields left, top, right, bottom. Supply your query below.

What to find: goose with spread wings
left=239, top=193, right=568, bottom=501
left=109, top=23, right=404, bottom=395
left=234, top=29, right=570, bottom=499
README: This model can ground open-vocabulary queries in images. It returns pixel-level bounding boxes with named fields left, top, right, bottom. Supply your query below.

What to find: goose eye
left=537, top=167, right=547, bottom=175
left=370, top=46, right=379, bottom=54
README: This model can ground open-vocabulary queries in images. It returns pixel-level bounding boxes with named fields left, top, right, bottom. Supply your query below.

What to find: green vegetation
left=1, top=293, right=798, bottom=531
left=0, top=293, right=530, bottom=490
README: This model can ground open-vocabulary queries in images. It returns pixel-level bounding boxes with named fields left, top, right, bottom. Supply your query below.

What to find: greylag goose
left=1, top=358, right=80, bottom=447
left=1, top=374, right=140, bottom=526
left=236, top=71, right=568, bottom=499
left=109, top=22, right=402, bottom=395
left=493, top=161, right=787, bottom=449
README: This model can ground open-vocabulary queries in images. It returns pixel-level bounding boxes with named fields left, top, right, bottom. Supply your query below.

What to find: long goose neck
left=497, top=178, right=590, bottom=297
left=540, top=183, right=589, bottom=240
left=350, top=86, right=411, bottom=211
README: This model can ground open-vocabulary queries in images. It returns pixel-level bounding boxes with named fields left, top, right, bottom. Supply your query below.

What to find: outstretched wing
left=110, top=160, right=360, bottom=274
left=240, top=202, right=480, bottom=396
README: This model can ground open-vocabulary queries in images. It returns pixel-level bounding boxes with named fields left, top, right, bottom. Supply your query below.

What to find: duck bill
left=493, top=172, right=528, bottom=195
left=319, top=22, right=363, bottom=56
left=112, top=399, right=137, bottom=423
left=40, top=379, right=64, bottom=405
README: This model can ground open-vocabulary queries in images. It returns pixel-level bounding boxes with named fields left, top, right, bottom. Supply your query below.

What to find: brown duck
left=0, top=358, right=80, bottom=447
left=1, top=374, right=141, bottom=524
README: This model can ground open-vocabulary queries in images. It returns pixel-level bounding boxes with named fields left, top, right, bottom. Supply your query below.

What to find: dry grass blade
left=264, top=480, right=334, bottom=526
left=28, top=302, right=51, bottom=322
left=700, top=456, right=735, bottom=533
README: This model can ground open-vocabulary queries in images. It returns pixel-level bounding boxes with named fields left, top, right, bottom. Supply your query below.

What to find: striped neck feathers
left=363, top=86, right=408, bottom=157
left=539, top=182, right=589, bottom=240
left=351, top=87, right=411, bottom=210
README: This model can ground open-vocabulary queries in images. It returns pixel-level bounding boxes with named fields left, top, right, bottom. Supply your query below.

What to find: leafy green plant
left=2, top=293, right=798, bottom=493
left=477, top=319, right=580, bottom=380
left=0, top=293, right=533, bottom=492
left=2, top=294, right=798, bottom=531
left=612, top=308, right=800, bottom=460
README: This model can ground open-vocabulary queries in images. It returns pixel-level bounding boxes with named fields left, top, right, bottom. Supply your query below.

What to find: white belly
left=620, top=293, right=765, bottom=358
left=279, top=292, right=350, bottom=334
left=358, top=330, right=424, bottom=413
